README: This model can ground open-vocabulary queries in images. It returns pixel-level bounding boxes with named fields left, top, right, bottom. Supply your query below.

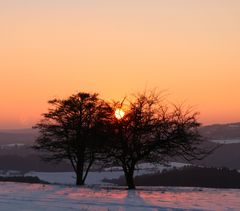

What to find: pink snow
left=0, top=182, right=239, bottom=210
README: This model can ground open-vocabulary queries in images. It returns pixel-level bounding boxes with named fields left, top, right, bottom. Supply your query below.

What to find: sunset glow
left=0, top=1, right=240, bottom=128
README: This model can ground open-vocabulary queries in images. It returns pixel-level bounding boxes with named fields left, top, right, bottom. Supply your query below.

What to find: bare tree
left=105, top=90, right=211, bottom=189
left=33, top=92, right=112, bottom=186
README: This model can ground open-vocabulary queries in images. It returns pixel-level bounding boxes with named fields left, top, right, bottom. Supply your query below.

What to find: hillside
left=0, top=124, right=240, bottom=171
left=0, top=128, right=37, bottom=145
left=199, top=122, right=240, bottom=140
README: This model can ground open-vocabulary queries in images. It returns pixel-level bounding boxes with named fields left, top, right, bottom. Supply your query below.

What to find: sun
left=115, top=108, right=125, bottom=120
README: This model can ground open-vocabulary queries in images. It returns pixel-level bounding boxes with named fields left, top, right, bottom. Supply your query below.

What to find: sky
left=0, top=0, right=240, bottom=129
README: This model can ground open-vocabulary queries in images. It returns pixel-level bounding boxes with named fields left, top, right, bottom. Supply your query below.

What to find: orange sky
left=0, top=1, right=240, bottom=129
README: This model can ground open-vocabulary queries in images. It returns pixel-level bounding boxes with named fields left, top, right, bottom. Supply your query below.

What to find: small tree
left=33, top=92, right=112, bottom=186
left=106, top=91, right=211, bottom=189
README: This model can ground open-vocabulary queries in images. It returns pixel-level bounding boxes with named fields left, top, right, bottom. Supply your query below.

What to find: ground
left=1, top=163, right=240, bottom=210
left=0, top=182, right=239, bottom=211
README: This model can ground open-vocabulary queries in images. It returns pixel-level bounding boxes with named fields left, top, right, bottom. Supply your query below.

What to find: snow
left=2, top=162, right=239, bottom=210
left=135, top=162, right=190, bottom=170
left=26, top=170, right=154, bottom=185
left=210, top=139, right=240, bottom=144
left=26, top=171, right=122, bottom=185
left=0, top=182, right=239, bottom=210
left=0, top=170, right=21, bottom=176
left=0, top=143, right=25, bottom=149
left=26, top=162, right=190, bottom=185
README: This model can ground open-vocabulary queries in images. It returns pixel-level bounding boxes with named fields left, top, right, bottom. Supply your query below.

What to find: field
left=1, top=162, right=240, bottom=210
left=0, top=182, right=239, bottom=210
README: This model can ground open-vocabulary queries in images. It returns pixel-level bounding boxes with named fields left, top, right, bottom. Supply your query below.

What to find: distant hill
left=0, top=154, right=72, bottom=172
left=200, top=122, right=240, bottom=140
left=1, top=123, right=240, bottom=145
left=0, top=128, right=36, bottom=134
left=0, top=128, right=37, bottom=145
left=0, top=124, right=239, bottom=171
left=0, top=129, right=71, bottom=172
left=175, top=122, right=240, bottom=169
left=193, top=143, right=240, bottom=169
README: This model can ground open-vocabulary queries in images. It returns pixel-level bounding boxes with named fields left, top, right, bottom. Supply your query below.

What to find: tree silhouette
left=105, top=90, right=211, bottom=189
left=33, top=92, right=112, bottom=185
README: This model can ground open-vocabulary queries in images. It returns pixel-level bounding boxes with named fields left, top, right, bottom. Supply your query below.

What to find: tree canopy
left=34, top=90, right=212, bottom=189
left=33, top=92, right=113, bottom=185
left=104, top=91, right=208, bottom=189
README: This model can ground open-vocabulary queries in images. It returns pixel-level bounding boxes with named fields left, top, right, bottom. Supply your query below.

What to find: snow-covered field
left=1, top=162, right=240, bottom=210
left=0, top=182, right=239, bottom=210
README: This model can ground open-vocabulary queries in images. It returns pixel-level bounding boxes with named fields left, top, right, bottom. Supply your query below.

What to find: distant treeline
left=0, top=154, right=72, bottom=172
left=0, top=176, right=48, bottom=184
left=103, top=166, right=240, bottom=189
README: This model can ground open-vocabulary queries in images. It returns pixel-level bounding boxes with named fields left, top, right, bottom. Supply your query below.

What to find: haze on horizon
left=0, top=0, right=240, bottom=129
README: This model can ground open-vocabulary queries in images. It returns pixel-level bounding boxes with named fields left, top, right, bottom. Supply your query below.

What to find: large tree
left=33, top=92, right=112, bottom=185
left=106, top=91, right=211, bottom=189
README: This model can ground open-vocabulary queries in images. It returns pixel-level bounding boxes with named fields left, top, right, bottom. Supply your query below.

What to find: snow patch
left=210, top=139, right=240, bottom=144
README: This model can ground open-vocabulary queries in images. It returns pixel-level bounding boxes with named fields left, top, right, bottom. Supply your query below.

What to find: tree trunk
left=124, top=168, right=135, bottom=189
left=76, top=155, right=85, bottom=186
left=76, top=170, right=84, bottom=186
